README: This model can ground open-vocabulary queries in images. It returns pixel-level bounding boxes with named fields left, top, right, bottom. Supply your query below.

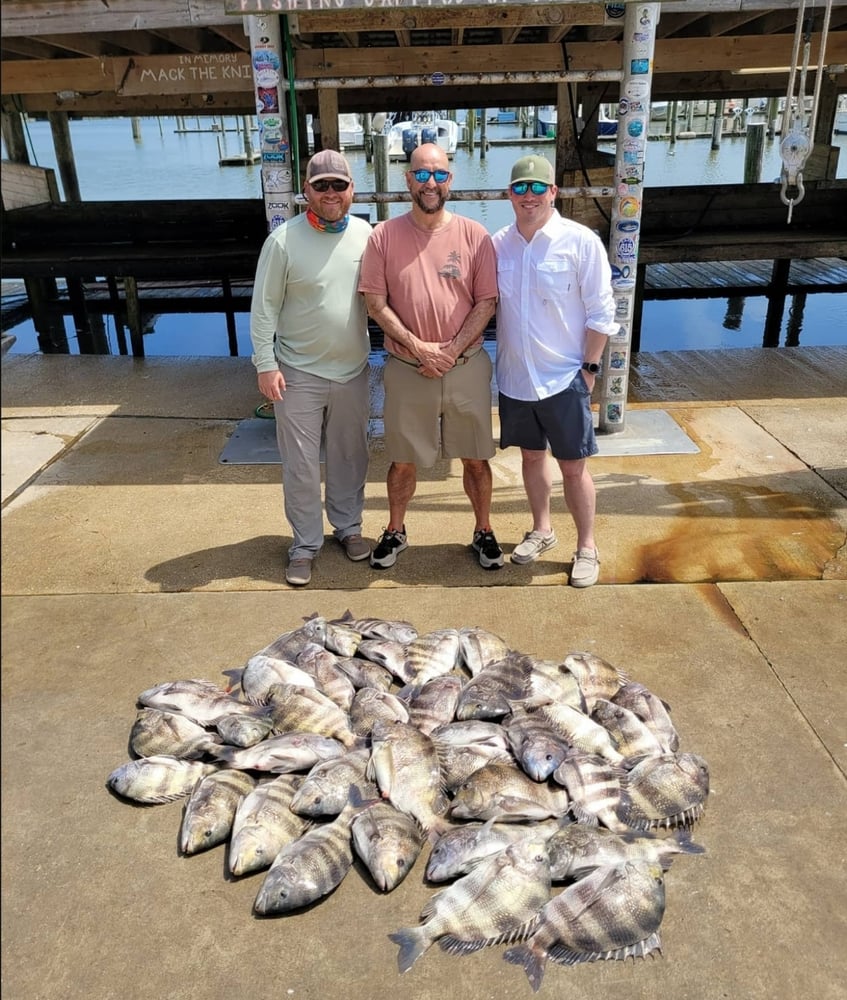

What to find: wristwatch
left=581, top=361, right=602, bottom=374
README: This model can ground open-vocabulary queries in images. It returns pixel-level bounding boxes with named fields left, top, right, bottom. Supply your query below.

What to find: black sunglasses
left=309, top=179, right=351, bottom=192
left=510, top=181, right=550, bottom=196
left=411, top=168, right=451, bottom=184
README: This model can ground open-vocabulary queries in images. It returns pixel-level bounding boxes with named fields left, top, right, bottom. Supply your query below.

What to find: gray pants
left=273, top=363, right=370, bottom=560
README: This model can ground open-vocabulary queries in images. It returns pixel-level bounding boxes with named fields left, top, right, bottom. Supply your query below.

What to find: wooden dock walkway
left=644, top=257, right=847, bottom=299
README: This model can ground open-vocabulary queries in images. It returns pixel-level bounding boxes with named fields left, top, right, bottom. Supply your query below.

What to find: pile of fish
left=107, top=612, right=709, bottom=991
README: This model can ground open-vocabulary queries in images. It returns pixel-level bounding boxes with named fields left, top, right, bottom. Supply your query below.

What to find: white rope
left=780, top=0, right=834, bottom=222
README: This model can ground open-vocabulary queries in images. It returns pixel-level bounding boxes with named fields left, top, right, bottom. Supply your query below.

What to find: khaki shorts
left=382, top=349, right=496, bottom=467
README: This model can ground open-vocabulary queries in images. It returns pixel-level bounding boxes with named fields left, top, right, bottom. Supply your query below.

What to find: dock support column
left=744, top=123, right=766, bottom=183
left=372, top=133, right=390, bottom=223
left=599, top=2, right=659, bottom=435
left=763, top=259, right=791, bottom=347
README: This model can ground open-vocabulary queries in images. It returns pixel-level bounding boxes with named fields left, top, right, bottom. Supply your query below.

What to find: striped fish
left=228, top=775, right=309, bottom=877
left=179, top=769, right=256, bottom=855
left=253, top=799, right=359, bottom=914
left=389, top=834, right=551, bottom=972
left=504, top=860, right=666, bottom=990
left=106, top=755, right=217, bottom=804
left=552, top=749, right=629, bottom=832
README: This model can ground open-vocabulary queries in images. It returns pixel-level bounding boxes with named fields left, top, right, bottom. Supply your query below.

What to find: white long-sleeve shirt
left=492, top=213, right=618, bottom=401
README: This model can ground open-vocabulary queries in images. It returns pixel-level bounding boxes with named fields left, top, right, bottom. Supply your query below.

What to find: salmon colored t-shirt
left=358, top=212, right=498, bottom=361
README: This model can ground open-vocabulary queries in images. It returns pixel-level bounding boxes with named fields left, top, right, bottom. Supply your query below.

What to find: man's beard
left=412, top=188, right=446, bottom=214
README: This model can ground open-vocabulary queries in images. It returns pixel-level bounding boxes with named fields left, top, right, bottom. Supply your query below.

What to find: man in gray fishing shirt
left=250, top=149, right=373, bottom=587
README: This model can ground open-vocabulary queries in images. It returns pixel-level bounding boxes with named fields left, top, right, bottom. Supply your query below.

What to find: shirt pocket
left=496, top=259, right=516, bottom=298
left=535, top=260, right=577, bottom=301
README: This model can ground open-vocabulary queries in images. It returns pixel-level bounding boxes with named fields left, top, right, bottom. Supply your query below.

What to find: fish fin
left=388, top=927, right=430, bottom=974
left=437, top=935, right=487, bottom=956
left=220, top=667, right=243, bottom=694
left=503, top=942, right=547, bottom=994
left=568, top=803, right=600, bottom=826
left=549, top=930, right=662, bottom=966
left=671, top=829, right=707, bottom=854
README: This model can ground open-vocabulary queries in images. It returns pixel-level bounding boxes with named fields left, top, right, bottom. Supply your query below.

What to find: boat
left=384, top=113, right=460, bottom=160
left=487, top=108, right=519, bottom=124
left=534, top=104, right=618, bottom=140
left=305, top=113, right=365, bottom=150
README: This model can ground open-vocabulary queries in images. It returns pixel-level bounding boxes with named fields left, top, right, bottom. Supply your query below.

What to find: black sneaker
left=370, top=526, right=408, bottom=569
left=472, top=529, right=504, bottom=570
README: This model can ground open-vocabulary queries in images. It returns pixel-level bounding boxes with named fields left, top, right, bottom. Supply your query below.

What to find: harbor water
left=3, top=114, right=846, bottom=357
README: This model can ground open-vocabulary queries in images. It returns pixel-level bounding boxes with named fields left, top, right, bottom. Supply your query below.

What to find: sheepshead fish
left=389, top=834, right=552, bottom=972
left=440, top=743, right=516, bottom=793
left=504, top=860, right=666, bottom=990
left=349, top=686, right=410, bottom=737
left=502, top=708, right=571, bottom=782
left=449, top=762, right=569, bottom=822
left=455, top=654, right=532, bottom=721
left=211, top=732, right=345, bottom=772
left=523, top=659, right=585, bottom=711
left=552, top=749, right=629, bottom=832
left=430, top=719, right=511, bottom=750
left=253, top=799, right=359, bottom=914
left=330, top=611, right=418, bottom=646
left=294, top=644, right=356, bottom=712
left=129, top=708, right=220, bottom=760
left=264, top=683, right=358, bottom=748
left=547, top=823, right=705, bottom=881
left=356, top=638, right=408, bottom=681
left=289, top=748, right=377, bottom=818
left=612, top=681, right=679, bottom=753
left=106, top=755, right=217, bottom=804
left=562, top=652, right=628, bottom=710
left=426, top=817, right=558, bottom=883
left=228, top=775, right=309, bottom=876
left=137, top=678, right=256, bottom=727
left=215, top=709, right=274, bottom=748
left=621, top=752, right=710, bottom=830
left=400, top=674, right=464, bottom=735
left=351, top=800, right=425, bottom=892
left=237, top=653, right=316, bottom=704
left=334, top=655, right=393, bottom=692
left=367, top=720, right=449, bottom=834
left=258, top=615, right=328, bottom=660
left=591, top=698, right=666, bottom=762
left=179, top=769, right=256, bottom=855
left=402, top=629, right=461, bottom=687
left=457, top=626, right=511, bottom=677
left=324, top=621, right=363, bottom=657
left=540, top=701, right=624, bottom=765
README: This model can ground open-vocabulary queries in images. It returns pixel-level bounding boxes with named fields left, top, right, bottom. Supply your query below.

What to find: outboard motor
left=421, top=125, right=437, bottom=146
left=402, top=127, right=418, bottom=161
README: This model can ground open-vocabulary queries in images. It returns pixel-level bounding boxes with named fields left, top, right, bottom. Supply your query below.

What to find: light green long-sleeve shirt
left=250, top=213, right=372, bottom=382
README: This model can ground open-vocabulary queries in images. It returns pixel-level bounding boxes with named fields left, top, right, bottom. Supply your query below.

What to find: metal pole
left=598, top=2, right=660, bottom=435
left=247, top=13, right=295, bottom=231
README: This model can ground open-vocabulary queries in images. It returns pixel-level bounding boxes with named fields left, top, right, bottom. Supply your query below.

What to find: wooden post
left=222, top=277, right=238, bottom=356
left=123, top=277, right=145, bottom=357
left=669, top=100, right=679, bottom=146
left=47, top=111, right=81, bottom=202
left=766, top=97, right=780, bottom=139
left=318, top=89, right=340, bottom=151
left=131, top=117, right=142, bottom=141
left=763, top=259, right=791, bottom=347
left=372, top=133, right=390, bottom=222
left=479, top=111, right=487, bottom=159
left=1, top=111, right=29, bottom=162
left=711, top=100, right=724, bottom=151
left=744, top=123, right=765, bottom=183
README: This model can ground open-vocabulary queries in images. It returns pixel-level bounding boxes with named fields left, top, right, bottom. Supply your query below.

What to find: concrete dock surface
left=2, top=348, right=846, bottom=1000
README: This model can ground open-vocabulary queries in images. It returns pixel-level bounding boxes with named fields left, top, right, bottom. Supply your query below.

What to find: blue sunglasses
left=411, top=168, right=451, bottom=183
left=510, top=181, right=550, bottom=196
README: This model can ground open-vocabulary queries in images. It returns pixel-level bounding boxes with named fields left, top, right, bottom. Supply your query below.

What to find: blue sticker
left=617, top=220, right=640, bottom=233
left=627, top=119, right=644, bottom=137
left=631, top=58, right=650, bottom=75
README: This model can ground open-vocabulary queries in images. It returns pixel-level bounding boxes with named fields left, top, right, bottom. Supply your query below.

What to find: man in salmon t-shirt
left=358, top=143, right=503, bottom=572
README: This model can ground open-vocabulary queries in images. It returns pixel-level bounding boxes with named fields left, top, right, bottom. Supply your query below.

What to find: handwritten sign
left=119, top=54, right=254, bottom=96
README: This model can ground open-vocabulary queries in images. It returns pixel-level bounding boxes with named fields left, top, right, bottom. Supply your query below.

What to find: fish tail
left=503, top=942, right=547, bottom=994
left=388, top=926, right=430, bottom=973
left=673, top=828, right=707, bottom=854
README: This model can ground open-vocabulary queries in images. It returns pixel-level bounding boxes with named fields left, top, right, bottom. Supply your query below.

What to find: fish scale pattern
left=106, top=610, right=709, bottom=992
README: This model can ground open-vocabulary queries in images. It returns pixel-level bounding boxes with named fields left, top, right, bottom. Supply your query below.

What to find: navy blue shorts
left=498, top=373, right=598, bottom=460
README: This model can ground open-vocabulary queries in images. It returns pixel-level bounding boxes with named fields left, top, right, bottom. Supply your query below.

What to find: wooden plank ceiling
left=1, top=1, right=846, bottom=116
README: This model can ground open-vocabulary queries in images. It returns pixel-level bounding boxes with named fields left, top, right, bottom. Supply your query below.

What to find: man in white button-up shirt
left=492, top=155, right=618, bottom=588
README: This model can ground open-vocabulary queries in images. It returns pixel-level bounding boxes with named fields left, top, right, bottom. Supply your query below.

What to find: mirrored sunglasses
left=510, top=181, right=550, bottom=196
left=309, top=178, right=351, bottom=192
left=411, top=168, right=451, bottom=183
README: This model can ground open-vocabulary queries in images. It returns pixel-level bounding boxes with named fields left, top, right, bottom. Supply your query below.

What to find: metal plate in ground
left=219, top=409, right=698, bottom=465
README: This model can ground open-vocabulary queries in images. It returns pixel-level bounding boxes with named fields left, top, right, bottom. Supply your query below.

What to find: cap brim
left=308, top=172, right=352, bottom=183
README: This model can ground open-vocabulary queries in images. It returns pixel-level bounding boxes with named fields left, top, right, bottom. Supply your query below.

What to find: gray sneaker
left=340, top=533, right=371, bottom=561
left=510, top=530, right=558, bottom=565
left=285, top=558, right=312, bottom=586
